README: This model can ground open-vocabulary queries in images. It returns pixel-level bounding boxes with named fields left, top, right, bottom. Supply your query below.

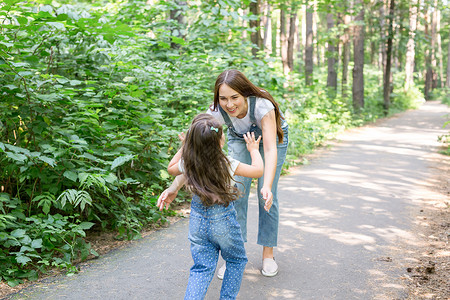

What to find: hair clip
left=210, top=126, right=219, bottom=133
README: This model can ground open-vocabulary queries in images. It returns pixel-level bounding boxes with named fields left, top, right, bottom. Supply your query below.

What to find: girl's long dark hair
left=212, top=69, right=284, bottom=143
left=182, top=114, right=239, bottom=207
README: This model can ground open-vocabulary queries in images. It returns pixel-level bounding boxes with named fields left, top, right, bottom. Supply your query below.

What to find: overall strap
left=218, top=105, right=234, bottom=129
left=249, top=96, right=257, bottom=124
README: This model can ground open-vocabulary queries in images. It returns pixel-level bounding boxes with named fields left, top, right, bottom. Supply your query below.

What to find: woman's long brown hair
left=212, top=69, right=284, bottom=143
left=182, top=114, right=239, bottom=207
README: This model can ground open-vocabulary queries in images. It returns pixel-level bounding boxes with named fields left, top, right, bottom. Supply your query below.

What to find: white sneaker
left=217, top=263, right=226, bottom=280
left=261, top=258, right=278, bottom=277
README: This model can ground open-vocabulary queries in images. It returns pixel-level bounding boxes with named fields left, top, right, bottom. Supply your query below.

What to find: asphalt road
left=7, top=101, right=449, bottom=300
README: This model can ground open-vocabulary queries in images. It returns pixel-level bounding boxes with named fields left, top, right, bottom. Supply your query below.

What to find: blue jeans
left=185, top=196, right=248, bottom=300
left=228, top=124, right=289, bottom=247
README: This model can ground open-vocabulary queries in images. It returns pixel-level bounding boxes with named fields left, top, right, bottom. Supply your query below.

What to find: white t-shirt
left=207, top=97, right=274, bottom=134
left=178, top=156, right=240, bottom=184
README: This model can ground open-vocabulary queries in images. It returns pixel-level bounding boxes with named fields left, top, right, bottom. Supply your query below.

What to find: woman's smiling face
left=218, top=84, right=248, bottom=119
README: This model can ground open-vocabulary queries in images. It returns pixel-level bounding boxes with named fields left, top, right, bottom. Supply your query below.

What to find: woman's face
left=218, top=84, right=248, bottom=119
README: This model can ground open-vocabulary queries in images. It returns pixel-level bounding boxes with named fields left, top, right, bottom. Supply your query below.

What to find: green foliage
left=441, top=90, right=450, bottom=106
left=0, top=200, right=97, bottom=286
left=389, top=72, right=425, bottom=113
left=1, top=0, right=443, bottom=286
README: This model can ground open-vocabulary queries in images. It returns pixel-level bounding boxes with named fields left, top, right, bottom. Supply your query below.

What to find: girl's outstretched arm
left=157, top=174, right=186, bottom=211
left=168, top=131, right=186, bottom=176
left=168, top=147, right=183, bottom=176
left=234, top=132, right=264, bottom=178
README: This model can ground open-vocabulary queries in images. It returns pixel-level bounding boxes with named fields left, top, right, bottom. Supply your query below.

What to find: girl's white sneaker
left=217, top=263, right=226, bottom=280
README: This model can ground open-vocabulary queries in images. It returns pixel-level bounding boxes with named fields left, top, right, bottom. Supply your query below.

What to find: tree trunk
left=313, top=3, right=320, bottom=67
left=272, top=8, right=278, bottom=57
left=240, top=8, right=248, bottom=40
left=446, top=38, right=450, bottom=88
left=404, top=0, right=418, bottom=91
left=368, top=15, right=376, bottom=65
left=287, top=8, right=297, bottom=72
left=383, top=0, right=395, bottom=114
left=341, top=12, right=351, bottom=98
left=436, top=6, right=443, bottom=87
left=300, top=4, right=306, bottom=73
left=326, top=12, right=337, bottom=91
left=395, top=8, right=404, bottom=70
left=280, top=6, right=289, bottom=75
left=352, top=0, right=365, bottom=111
left=431, top=0, right=438, bottom=88
left=262, top=2, right=272, bottom=56
left=305, top=5, right=314, bottom=85
left=169, top=1, right=187, bottom=49
left=379, top=1, right=386, bottom=86
left=425, top=7, right=432, bottom=99
left=250, top=0, right=262, bottom=57
left=296, top=10, right=301, bottom=72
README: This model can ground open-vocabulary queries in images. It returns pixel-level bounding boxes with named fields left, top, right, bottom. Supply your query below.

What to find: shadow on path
left=7, top=102, right=450, bottom=300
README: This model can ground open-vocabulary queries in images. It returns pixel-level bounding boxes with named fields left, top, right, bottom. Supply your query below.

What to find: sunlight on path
left=10, top=102, right=449, bottom=300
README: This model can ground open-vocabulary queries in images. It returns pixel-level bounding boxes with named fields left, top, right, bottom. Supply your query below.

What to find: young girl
left=157, top=113, right=269, bottom=300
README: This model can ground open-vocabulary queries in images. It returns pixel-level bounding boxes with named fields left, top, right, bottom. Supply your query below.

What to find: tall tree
left=395, top=4, right=406, bottom=70
left=326, top=12, right=337, bottom=91
left=431, top=0, right=438, bottom=88
left=446, top=38, right=450, bottom=88
left=301, top=4, right=306, bottom=73
left=272, top=8, right=278, bottom=56
left=352, top=0, right=365, bottom=110
left=262, top=1, right=272, bottom=56
left=250, top=0, right=262, bottom=57
left=169, top=1, right=187, bottom=49
left=383, top=0, right=395, bottom=113
left=379, top=0, right=386, bottom=85
left=280, top=5, right=289, bottom=75
left=367, top=9, right=377, bottom=65
left=287, top=6, right=297, bottom=72
left=436, top=3, right=443, bottom=87
left=425, top=6, right=433, bottom=99
left=341, top=10, right=351, bottom=98
left=305, top=4, right=314, bottom=85
left=404, top=0, right=418, bottom=91
left=313, top=1, right=320, bottom=66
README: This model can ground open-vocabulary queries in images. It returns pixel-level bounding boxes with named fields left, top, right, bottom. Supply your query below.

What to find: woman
left=207, top=69, right=289, bottom=278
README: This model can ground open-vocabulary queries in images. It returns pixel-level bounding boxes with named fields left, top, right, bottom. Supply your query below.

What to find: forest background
left=0, top=0, right=449, bottom=288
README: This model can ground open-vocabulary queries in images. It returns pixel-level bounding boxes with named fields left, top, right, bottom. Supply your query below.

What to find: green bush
left=1, top=0, right=443, bottom=286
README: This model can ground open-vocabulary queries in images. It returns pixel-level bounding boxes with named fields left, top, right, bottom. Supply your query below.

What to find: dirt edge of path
left=403, top=149, right=449, bottom=300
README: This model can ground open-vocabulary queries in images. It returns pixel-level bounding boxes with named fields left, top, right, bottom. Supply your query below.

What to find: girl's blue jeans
left=228, top=124, right=289, bottom=247
left=185, top=195, right=247, bottom=300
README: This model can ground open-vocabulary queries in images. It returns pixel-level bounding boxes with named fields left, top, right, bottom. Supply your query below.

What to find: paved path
left=7, top=101, right=449, bottom=300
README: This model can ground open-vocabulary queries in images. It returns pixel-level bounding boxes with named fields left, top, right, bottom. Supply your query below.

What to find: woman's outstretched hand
left=178, top=132, right=186, bottom=142
left=260, top=187, right=273, bottom=212
left=244, top=132, right=261, bottom=153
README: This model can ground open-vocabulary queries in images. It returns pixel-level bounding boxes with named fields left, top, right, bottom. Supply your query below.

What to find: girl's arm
left=260, top=110, right=278, bottom=205
left=167, top=131, right=187, bottom=176
left=234, top=132, right=264, bottom=178
left=167, top=147, right=183, bottom=176
left=157, top=174, right=186, bottom=211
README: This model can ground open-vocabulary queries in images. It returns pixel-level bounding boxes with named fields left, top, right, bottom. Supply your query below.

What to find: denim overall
left=219, top=96, right=289, bottom=247
left=185, top=195, right=247, bottom=300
